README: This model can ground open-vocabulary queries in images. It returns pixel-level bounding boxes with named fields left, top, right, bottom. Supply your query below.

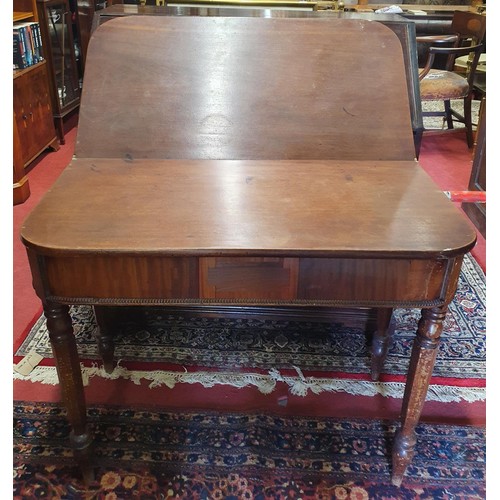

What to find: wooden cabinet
left=13, top=0, right=59, bottom=205
left=37, top=0, right=82, bottom=144
left=13, top=114, right=30, bottom=206
left=14, top=62, right=59, bottom=166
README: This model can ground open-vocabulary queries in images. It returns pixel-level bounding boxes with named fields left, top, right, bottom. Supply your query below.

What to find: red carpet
left=13, top=119, right=486, bottom=425
left=417, top=131, right=486, bottom=269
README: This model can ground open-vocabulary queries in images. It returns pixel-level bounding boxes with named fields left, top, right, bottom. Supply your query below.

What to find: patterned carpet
left=421, top=99, right=481, bottom=131
left=13, top=401, right=486, bottom=499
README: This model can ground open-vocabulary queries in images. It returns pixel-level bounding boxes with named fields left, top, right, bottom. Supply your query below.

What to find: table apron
left=38, top=254, right=459, bottom=308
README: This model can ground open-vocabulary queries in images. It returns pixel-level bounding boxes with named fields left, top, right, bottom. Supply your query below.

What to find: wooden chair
left=417, top=10, right=486, bottom=149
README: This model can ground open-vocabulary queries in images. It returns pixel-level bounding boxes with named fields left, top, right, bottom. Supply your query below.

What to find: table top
left=78, top=16, right=415, bottom=162
left=21, top=158, right=476, bottom=259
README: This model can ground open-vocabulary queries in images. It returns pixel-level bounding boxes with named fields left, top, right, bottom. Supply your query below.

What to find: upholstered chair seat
left=416, top=11, right=486, bottom=151
left=419, top=69, right=470, bottom=101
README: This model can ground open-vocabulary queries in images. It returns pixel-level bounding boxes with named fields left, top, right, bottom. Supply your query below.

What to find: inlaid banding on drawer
left=200, top=257, right=298, bottom=300
left=297, top=258, right=447, bottom=302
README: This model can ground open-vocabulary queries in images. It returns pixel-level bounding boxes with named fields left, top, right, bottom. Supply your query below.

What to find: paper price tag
left=14, top=350, right=44, bottom=376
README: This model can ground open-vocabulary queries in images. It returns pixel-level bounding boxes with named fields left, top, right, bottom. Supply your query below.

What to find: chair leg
left=444, top=100, right=453, bottom=129
left=463, top=95, right=474, bottom=149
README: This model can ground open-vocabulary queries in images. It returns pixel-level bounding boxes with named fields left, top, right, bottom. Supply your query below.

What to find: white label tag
left=14, top=350, right=44, bottom=376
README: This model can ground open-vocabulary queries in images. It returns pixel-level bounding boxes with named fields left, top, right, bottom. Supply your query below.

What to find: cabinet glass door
left=45, top=2, right=80, bottom=110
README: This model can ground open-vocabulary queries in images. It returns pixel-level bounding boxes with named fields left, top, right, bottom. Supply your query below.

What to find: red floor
left=13, top=119, right=486, bottom=425
left=418, top=130, right=486, bottom=272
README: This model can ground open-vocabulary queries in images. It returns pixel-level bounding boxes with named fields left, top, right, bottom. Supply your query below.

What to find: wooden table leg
left=371, top=307, right=395, bottom=381
left=44, top=302, right=94, bottom=484
left=391, top=305, right=447, bottom=486
left=93, top=306, right=117, bottom=374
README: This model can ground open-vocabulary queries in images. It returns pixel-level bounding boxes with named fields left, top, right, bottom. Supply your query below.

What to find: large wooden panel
left=90, top=7, right=423, bottom=156
left=77, top=16, right=415, bottom=161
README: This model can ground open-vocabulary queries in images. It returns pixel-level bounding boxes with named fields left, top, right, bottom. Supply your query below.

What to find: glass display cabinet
left=71, top=0, right=108, bottom=73
left=37, top=0, right=81, bottom=144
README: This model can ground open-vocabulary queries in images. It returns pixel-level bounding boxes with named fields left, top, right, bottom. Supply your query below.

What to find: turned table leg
left=93, top=306, right=117, bottom=374
left=391, top=305, right=447, bottom=486
left=371, top=308, right=395, bottom=381
left=44, top=302, right=94, bottom=484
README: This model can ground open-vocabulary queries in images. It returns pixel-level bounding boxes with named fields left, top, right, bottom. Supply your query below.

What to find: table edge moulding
left=20, top=16, right=478, bottom=487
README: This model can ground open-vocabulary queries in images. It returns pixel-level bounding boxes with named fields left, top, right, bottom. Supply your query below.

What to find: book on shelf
left=13, top=21, right=43, bottom=71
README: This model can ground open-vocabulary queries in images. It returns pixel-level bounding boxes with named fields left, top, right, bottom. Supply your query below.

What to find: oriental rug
left=14, top=254, right=485, bottom=403
left=13, top=401, right=486, bottom=499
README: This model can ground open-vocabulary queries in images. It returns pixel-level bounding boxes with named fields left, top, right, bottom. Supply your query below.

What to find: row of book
left=13, top=22, right=43, bottom=70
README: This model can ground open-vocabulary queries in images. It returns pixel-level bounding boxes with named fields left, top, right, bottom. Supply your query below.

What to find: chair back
left=445, top=11, right=486, bottom=74
left=451, top=11, right=486, bottom=45
left=458, top=43, right=484, bottom=86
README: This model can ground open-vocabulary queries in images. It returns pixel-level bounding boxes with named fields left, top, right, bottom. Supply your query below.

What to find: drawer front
left=199, top=257, right=298, bottom=300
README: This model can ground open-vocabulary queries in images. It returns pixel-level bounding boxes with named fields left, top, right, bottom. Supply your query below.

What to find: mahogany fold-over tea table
left=21, top=16, right=477, bottom=487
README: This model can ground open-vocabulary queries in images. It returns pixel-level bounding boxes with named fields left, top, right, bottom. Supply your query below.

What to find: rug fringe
left=13, top=363, right=485, bottom=403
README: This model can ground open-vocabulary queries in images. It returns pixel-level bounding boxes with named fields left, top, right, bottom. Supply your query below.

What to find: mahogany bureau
left=21, top=16, right=477, bottom=486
